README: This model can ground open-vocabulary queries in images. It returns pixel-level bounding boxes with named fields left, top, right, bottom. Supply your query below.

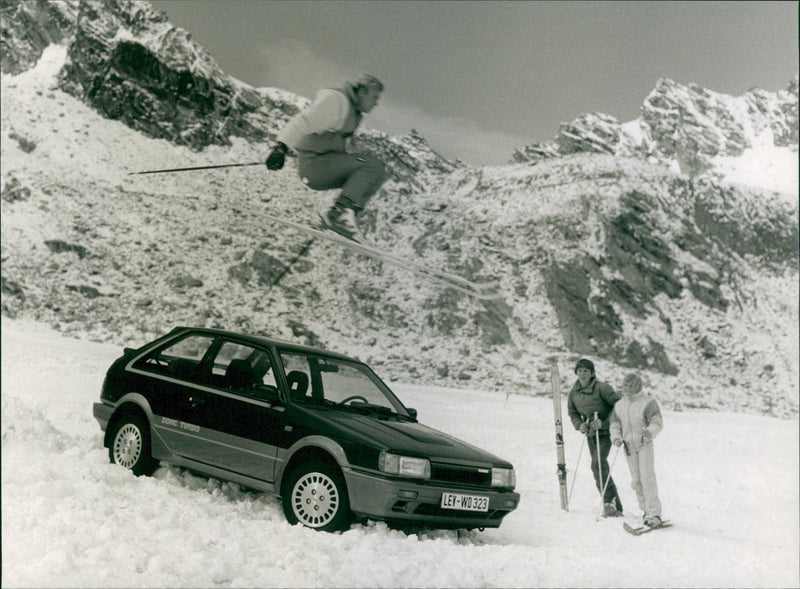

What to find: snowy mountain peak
left=514, top=76, right=798, bottom=195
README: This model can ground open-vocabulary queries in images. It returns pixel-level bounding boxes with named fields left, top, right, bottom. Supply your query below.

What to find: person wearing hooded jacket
left=610, top=373, right=664, bottom=527
left=567, top=358, right=624, bottom=516
left=265, top=74, right=389, bottom=242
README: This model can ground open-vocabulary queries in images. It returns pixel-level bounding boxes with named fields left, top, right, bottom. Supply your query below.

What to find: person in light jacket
left=265, top=74, right=389, bottom=241
left=567, top=358, right=623, bottom=516
left=610, top=373, right=665, bottom=527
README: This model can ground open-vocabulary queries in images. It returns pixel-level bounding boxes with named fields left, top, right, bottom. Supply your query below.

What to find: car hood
left=291, top=405, right=512, bottom=467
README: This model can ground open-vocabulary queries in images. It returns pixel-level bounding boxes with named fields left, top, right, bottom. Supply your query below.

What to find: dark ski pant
left=587, top=432, right=623, bottom=511
left=297, top=151, right=388, bottom=212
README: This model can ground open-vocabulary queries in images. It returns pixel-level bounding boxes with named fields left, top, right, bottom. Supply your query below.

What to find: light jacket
left=609, top=393, right=664, bottom=452
left=278, top=86, right=361, bottom=154
left=567, top=377, right=620, bottom=433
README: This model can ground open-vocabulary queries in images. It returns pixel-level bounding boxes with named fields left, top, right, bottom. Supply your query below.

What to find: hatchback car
left=93, top=327, right=520, bottom=532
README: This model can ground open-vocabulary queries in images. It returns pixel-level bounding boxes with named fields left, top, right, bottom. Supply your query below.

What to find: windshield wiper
left=299, top=398, right=411, bottom=420
left=295, top=398, right=338, bottom=409
left=356, top=404, right=413, bottom=421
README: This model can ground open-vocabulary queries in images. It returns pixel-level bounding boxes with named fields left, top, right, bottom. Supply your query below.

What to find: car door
left=188, top=339, right=285, bottom=483
left=129, top=332, right=218, bottom=459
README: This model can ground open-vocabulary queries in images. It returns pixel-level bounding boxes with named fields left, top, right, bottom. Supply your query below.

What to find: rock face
left=57, top=1, right=303, bottom=149
left=539, top=179, right=797, bottom=375
left=0, top=0, right=77, bottom=74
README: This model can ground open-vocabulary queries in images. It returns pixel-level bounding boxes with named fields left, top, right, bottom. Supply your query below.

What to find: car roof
left=170, top=326, right=359, bottom=363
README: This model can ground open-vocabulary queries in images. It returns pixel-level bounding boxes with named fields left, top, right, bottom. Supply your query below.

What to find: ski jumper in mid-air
left=265, top=74, right=388, bottom=241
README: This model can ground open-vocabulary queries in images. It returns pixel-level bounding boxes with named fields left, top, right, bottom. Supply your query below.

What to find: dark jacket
left=567, top=377, right=620, bottom=434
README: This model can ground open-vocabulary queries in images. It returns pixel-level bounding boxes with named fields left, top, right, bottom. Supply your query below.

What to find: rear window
left=132, top=334, right=215, bottom=380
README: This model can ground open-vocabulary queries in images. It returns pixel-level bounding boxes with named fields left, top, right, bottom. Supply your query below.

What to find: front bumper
left=343, top=467, right=520, bottom=529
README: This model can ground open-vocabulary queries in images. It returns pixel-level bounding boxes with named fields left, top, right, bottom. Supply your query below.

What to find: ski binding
left=623, top=520, right=672, bottom=536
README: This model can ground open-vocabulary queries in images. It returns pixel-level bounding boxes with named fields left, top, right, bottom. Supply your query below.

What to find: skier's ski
left=308, top=215, right=501, bottom=296
left=551, top=362, right=569, bottom=511
left=623, top=521, right=672, bottom=536
left=261, top=212, right=501, bottom=300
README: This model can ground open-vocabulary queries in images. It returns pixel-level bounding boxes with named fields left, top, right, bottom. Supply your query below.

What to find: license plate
left=440, top=492, right=489, bottom=512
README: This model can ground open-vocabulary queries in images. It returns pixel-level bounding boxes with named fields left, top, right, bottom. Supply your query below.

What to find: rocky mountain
left=0, top=0, right=76, bottom=74
left=513, top=76, right=798, bottom=194
left=1, top=0, right=798, bottom=417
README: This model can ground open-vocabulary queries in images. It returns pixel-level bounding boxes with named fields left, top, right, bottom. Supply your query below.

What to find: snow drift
left=2, top=319, right=798, bottom=587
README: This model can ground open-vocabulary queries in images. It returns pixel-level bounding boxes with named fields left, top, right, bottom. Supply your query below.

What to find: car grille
left=429, top=462, right=492, bottom=487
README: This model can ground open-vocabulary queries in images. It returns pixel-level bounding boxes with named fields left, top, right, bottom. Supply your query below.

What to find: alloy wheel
left=291, top=471, right=341, bottom=528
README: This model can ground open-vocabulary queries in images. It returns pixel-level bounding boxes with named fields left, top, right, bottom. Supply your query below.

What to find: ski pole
left=594, top=412, right=602, bottom=493
left=596, top=444, right=621, bottom=520
left=567, top=433, right=585, bottom=505
left=128, top=161, right=264, bottom=175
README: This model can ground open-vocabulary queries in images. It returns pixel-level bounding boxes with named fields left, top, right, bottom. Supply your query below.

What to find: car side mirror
left=406, top=407, right=417, bottom=420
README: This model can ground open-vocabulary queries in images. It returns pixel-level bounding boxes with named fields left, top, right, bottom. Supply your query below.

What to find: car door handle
left=188, top=396, right=205, bottom=408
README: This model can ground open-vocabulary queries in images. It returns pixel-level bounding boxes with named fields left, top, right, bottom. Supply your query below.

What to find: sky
left=157, top=1, right=798, bottom=165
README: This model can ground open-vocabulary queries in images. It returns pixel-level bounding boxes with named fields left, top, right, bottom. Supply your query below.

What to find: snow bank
left=2, top=319, right=798, bottom=588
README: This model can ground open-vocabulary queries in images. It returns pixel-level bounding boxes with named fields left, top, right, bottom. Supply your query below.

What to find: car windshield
left=279, top=352, right=409, bottom=418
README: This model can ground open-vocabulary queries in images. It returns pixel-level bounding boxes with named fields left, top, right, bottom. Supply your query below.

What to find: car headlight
left=492, top=467, right=515, bottom=488
left=379, top=452, right=430, bottom=479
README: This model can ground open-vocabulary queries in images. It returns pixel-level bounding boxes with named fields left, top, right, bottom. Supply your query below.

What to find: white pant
left=625, top=442, right=661, bottom=517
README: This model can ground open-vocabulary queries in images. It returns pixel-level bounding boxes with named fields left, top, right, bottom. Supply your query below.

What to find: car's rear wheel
left=282, top=461, right=352, bottom=532
left=109, top=414, right=158, bottom=476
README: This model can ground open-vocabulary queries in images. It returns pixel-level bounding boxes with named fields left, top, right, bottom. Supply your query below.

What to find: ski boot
left=603, top=503, right=622, bottom=517
left=322, top=203, right=362, bottom=242
left=643, top=515, right=663, bottom=528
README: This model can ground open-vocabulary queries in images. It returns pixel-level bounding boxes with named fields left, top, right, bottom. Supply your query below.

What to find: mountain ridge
left=512, top=75, right=798, bottom=195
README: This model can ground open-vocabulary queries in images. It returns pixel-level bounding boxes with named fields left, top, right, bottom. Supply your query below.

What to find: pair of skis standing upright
left=550, top=363, right=670, bottom=536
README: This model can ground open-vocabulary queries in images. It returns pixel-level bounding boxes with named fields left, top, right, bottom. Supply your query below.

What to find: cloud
left=256, top=39, right=352, bottom=99
left=369, top=101, right=530, bottom=166
left=256, top=40, right=528, bottom=166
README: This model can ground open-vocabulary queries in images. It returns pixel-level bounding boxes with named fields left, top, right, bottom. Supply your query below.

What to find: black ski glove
left=266, top=142, right=288, bottom=170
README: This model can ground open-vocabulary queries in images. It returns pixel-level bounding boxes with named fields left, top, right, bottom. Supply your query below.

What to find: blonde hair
left=623, top=373, right=643, bottom=393
left=353, top=73, right=384, bottom=92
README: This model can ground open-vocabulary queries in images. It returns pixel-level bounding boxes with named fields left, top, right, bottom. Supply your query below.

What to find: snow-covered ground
left=2, top=318, right=798, bottom=588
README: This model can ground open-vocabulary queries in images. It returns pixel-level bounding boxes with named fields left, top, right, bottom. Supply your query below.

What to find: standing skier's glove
left=266, top=142, right=288, bottom=170
left=641, top=429, right=653, bottom=444
left=612, top=438, right=623, bottom=447
left=589, top=417, right=602, bottom=432
left=579, top=422, right=589, bottom=435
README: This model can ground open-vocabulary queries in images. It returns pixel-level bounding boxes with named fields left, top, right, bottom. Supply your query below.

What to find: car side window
left=281, top=354, right=313, bottom=401
left=209, top=341, right=279, bottom=401
left=133, top=334, right=215, bottom=381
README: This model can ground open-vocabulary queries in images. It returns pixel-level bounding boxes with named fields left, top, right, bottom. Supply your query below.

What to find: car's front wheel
left=108, top=414, right=158, bottom=476
left=282, top=461, right=352, bottom=532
